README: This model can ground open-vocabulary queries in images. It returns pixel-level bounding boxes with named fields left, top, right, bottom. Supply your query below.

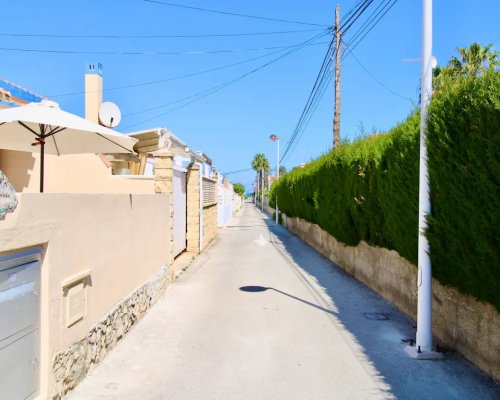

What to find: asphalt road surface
left=66, top=201, right=499, bottom=400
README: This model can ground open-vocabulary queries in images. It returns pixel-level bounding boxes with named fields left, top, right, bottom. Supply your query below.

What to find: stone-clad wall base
left=285, top=216, right=500, bottom=381
left=51, top=265, right=170, bottom=399
left=203, top=204, right=218, bottom=249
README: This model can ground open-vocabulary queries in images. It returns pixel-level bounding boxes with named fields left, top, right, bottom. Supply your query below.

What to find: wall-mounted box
left=62, top=270, right=91, bottom=328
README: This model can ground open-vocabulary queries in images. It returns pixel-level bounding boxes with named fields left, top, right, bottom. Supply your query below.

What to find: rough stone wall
left=203, top=203, right=218, bottom=249
left=186, top=165, right=200, bottom=254
left=285, top=216, right=500, bottom=381
left=51, top=265, right=170, bottom=399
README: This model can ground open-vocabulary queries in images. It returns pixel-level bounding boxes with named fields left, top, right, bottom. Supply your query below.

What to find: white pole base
left=405, top=345, right=443, bottom=360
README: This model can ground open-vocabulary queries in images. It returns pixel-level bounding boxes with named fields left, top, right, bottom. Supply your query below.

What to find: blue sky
left=2, top=1, right=499, bottom=191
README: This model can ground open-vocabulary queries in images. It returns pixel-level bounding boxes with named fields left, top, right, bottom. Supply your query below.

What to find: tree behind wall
left=233, top=183, right=245, bottom=197
left=251, top=153, right=270, bottom=202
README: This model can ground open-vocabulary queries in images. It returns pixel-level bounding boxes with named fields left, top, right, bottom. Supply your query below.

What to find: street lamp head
left=269, top=134, right=279, bottom=141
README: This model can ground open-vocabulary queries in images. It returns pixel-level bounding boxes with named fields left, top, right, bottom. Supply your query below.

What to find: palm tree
left=433, top=42, right=498, bottom=92
left=451, top=42, right=499, bottom=76
left=251, top=153, right=270, bottom=202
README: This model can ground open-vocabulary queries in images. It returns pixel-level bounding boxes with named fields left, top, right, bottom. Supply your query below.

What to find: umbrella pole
left=40, top=140, right=44, bottom=193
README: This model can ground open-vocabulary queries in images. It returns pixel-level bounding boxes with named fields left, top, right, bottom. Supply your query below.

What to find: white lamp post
left=261, top=167, right=264, bottom=212
left=269, top=134, right=280, bottom=224
left=406, top=0, right=442, bottom=360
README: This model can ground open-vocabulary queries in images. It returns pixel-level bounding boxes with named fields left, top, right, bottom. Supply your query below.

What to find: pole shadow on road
left=239, top=285, right=337, bottom=316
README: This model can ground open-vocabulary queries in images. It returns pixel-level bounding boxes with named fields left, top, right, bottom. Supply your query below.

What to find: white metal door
left=217, top=186, right=233, bottom=227
left=0, top=249, right=41, bottom=400
left=173, top=167, right=187, bottom=257
left=217, top=184, right=225, bottom=227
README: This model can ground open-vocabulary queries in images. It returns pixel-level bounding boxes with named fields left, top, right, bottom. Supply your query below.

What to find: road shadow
left=240, top=285, right=337, bottom=316
left=245, top=210, right=500, bottom=400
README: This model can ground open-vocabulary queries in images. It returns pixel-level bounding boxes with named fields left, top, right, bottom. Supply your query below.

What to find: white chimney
left=84, top=63, right=103, bottom=123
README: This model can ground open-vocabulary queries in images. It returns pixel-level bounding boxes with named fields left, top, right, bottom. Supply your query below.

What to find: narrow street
left=67, top=201, right=498, bottom=400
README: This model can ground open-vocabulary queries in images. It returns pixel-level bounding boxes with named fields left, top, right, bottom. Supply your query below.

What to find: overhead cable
left=345, top=45, right=412, bottom=103
left=142, top=0, right=329, bottom=27
left=340, top=0, right=375, bottom=34
left=280, top=40, right=334, bottom=163
left=1, top=39, right=329, bottom=57
left=0, top=28, right=326, bottom=39
left=280, top=0, right=376, bottom=163
left=122, top=31, right=329, bottom=130
left=342, top=0, right=399, bottom=58
left=122, top=31, right=329, bottom=117
left=49, top=31, right=331, bottom=98
left=221, top=168, right=253, bottom=175
left=281, top=0, right=401, bottom=163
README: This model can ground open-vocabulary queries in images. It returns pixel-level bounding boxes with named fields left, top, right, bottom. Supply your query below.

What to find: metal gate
left=0, top=248, right=41, bottom=400
left=173, top=166, right=187, bottom=257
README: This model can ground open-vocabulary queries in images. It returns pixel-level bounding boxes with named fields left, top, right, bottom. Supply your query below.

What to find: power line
left=281, top=51, right=340, bottom=161
left=342, top=0, right=367, bottom=22
left=123, top=32, right=328, bottom=129
left=0, top=28, right=325, bottom=39
left=282, top=1, right=374, bottom=162
left=281, top=59, right=334, bottom=162
left=345, top=45, right=412, bottom=103
left=49, top=33, right=331, bottom=98
left=280, top=39, right=335, bottom=163
left=341, top=0, right=375, bottom=35
left=221, top=168, right=253, bottom=175
left=142, top=0, right=329, bottom=27
left=342, top=0, right=399, bottom=58
left=291, top=49, right=334, bottom=150
left=122, top=31, right=329, bottom=130
left=344, top=0, right=388, bottom=39
left=1, top=39, right=329, bottom=57
left=285, top=67, right=334, bottom=161
left=122, top=32, right=329, bottom=119
left=280, top=0, right=397, bottom=162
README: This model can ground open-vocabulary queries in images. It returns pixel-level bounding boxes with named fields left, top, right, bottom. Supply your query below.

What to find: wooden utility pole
left=333, top=4, right=341, bottom=148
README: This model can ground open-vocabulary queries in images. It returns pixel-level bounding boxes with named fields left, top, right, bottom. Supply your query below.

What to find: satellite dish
left=99, top=102, right=121, bottom=128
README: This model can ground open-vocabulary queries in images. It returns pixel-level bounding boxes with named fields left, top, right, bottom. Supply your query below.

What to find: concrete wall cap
left=151, top=151, right=174, bottom=158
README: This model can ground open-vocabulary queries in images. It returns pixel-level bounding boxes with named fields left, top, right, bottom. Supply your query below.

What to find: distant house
left=268, top=175, right=278, bottom=186
left=125, top=127, right=215, bottom=177
left=0, top=77, right=45, bottom=109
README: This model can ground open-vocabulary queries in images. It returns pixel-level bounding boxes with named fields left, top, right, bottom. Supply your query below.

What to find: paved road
left=67, top=201, right=499, bottom=400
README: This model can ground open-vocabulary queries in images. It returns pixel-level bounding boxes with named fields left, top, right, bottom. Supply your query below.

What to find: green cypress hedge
left=426, top=70, right=500, bottom=309
left=270, top=112, right=420, bottom=262
left=271, top=70, right=500, bottom=310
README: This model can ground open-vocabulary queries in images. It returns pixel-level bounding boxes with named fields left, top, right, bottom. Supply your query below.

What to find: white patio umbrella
left=0, top=100, right=137, bottom=192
